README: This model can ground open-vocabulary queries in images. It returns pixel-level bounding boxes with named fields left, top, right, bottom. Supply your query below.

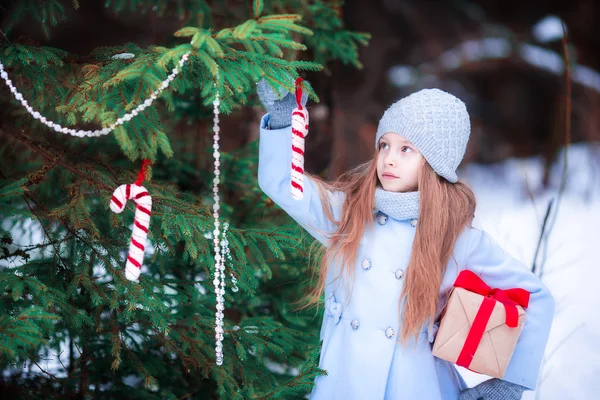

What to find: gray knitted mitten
left=256, top=78, right=308, bottom=129
left=459, top=378, right=526, bottom=400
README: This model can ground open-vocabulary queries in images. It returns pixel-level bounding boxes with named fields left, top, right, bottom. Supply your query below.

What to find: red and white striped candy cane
left=110, top=160, right=152, bottom=281
left=291, top=77, right=309, bottom=200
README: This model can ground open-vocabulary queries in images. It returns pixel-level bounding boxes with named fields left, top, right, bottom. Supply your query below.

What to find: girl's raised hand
left=256, top=77, right=308, bottom=129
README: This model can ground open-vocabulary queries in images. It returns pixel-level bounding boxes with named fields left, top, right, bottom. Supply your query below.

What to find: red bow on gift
left=453, top=270, right=530, bottom=369
left=454, top=270, right=530, bottom=327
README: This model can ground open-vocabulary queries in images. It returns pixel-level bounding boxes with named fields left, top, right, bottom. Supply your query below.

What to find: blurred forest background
left=1, top=0, right=599, bottom=399
left=5, top=1, right=600, bottom=175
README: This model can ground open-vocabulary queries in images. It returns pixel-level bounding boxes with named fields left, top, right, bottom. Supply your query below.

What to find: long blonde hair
left=297, top=149, right=476, bottom=343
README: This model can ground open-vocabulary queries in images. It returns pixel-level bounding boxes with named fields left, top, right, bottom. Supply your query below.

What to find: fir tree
left=0, top=0, right=369, bottom=398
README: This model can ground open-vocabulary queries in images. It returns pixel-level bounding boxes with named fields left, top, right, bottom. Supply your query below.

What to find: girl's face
left=376, top=132, right=424, bottom=192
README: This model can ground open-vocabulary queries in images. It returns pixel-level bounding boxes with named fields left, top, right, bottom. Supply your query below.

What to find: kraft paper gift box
left=432, top=270, right=530, bottom=379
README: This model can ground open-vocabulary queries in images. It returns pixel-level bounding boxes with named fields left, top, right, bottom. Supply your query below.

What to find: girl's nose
left=384, top=152, right=396, bottom=166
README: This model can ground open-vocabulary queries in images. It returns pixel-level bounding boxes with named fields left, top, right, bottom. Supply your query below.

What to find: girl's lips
left=382, top=173, right=398, bottom=179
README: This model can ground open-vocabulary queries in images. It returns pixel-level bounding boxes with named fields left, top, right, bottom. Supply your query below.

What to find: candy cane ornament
left=109, top=160, right=152, bottom=281
left=291, top=78, right=309, bottom=200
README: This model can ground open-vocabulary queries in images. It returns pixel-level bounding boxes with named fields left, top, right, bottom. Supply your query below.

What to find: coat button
left=377, top=213, right=388, bottom=225
left=361, top=258, right=372, bottom=270
left=385, top=327, right=395, bottom=339
left=410, top=218, right=417, bottom=227
left=395, top=268, right=404, bottom=280
left=351, top=319, right=360, bottom=330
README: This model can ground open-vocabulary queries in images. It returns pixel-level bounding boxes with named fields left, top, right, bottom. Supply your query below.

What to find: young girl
left=256, top=81, right=555, bottom=400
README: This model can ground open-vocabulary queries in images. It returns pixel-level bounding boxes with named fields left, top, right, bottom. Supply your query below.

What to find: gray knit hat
left=375, top=88, right=470, bottom=183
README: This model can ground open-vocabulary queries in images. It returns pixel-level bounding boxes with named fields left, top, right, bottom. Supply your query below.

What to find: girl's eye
left=401, top=146, right=413, bottom=153
left=379, top=142, right=389, bottom=150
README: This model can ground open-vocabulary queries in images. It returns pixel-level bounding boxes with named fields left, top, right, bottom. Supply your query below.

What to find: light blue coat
left=257, top=114, right=555, bottom=400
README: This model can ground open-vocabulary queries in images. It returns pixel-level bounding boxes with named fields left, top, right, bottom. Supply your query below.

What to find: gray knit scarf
left=374, top=187, right=420, bottom=221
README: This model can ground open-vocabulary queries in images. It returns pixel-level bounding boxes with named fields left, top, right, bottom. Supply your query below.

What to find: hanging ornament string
left=0, top=51, right=191, bottom=138
left=210, top=68, right=227, bottom=366
left=109, top=159, right=153, bottom=281
left=135, top=159, right=152, bottom=186
left=225, top=222, right=238, bottom=293
left=219, top=222, right=237, bottom=291
left=290, top=77, right=309, bottom=200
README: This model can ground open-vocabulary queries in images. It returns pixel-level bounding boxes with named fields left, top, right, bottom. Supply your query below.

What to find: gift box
left=432, top=270, right=530, bottom=379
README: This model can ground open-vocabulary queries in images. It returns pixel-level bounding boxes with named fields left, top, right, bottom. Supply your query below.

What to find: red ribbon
left=295, top=77, right=304, bottom=110
left=453, top=270, right=530, bottom=369
left=134, top=159, right=151, bottom=186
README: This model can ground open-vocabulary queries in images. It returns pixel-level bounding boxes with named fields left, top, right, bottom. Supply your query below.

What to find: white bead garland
left=212, top=69, right=227, bottom=366
left=0, top=51, right=191, bottom=137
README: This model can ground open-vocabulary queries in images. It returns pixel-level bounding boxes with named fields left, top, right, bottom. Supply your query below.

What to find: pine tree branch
left=0, top=28, right=11, bottom=44
left=0, top=125, right=114, bottom=191
left=135, top=320, right=199, bottom=370
left=22, top=183, right=128, bottom=287
left=23, top=194, right=72, bottom=273
left=531, top=199, right=553, bottom=275
left=1, top=125, right=210, bottom=218
left=56, top=350, right=68, bottom=373
left=31, top=359, right=61, bottom=382
left=25, top=151, right=65, bottom=187
left=254, top=363, right=319, bottom=400
left=79, top=342, right=88, bottom=399
left=11, top=237, right=72, bottom=252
